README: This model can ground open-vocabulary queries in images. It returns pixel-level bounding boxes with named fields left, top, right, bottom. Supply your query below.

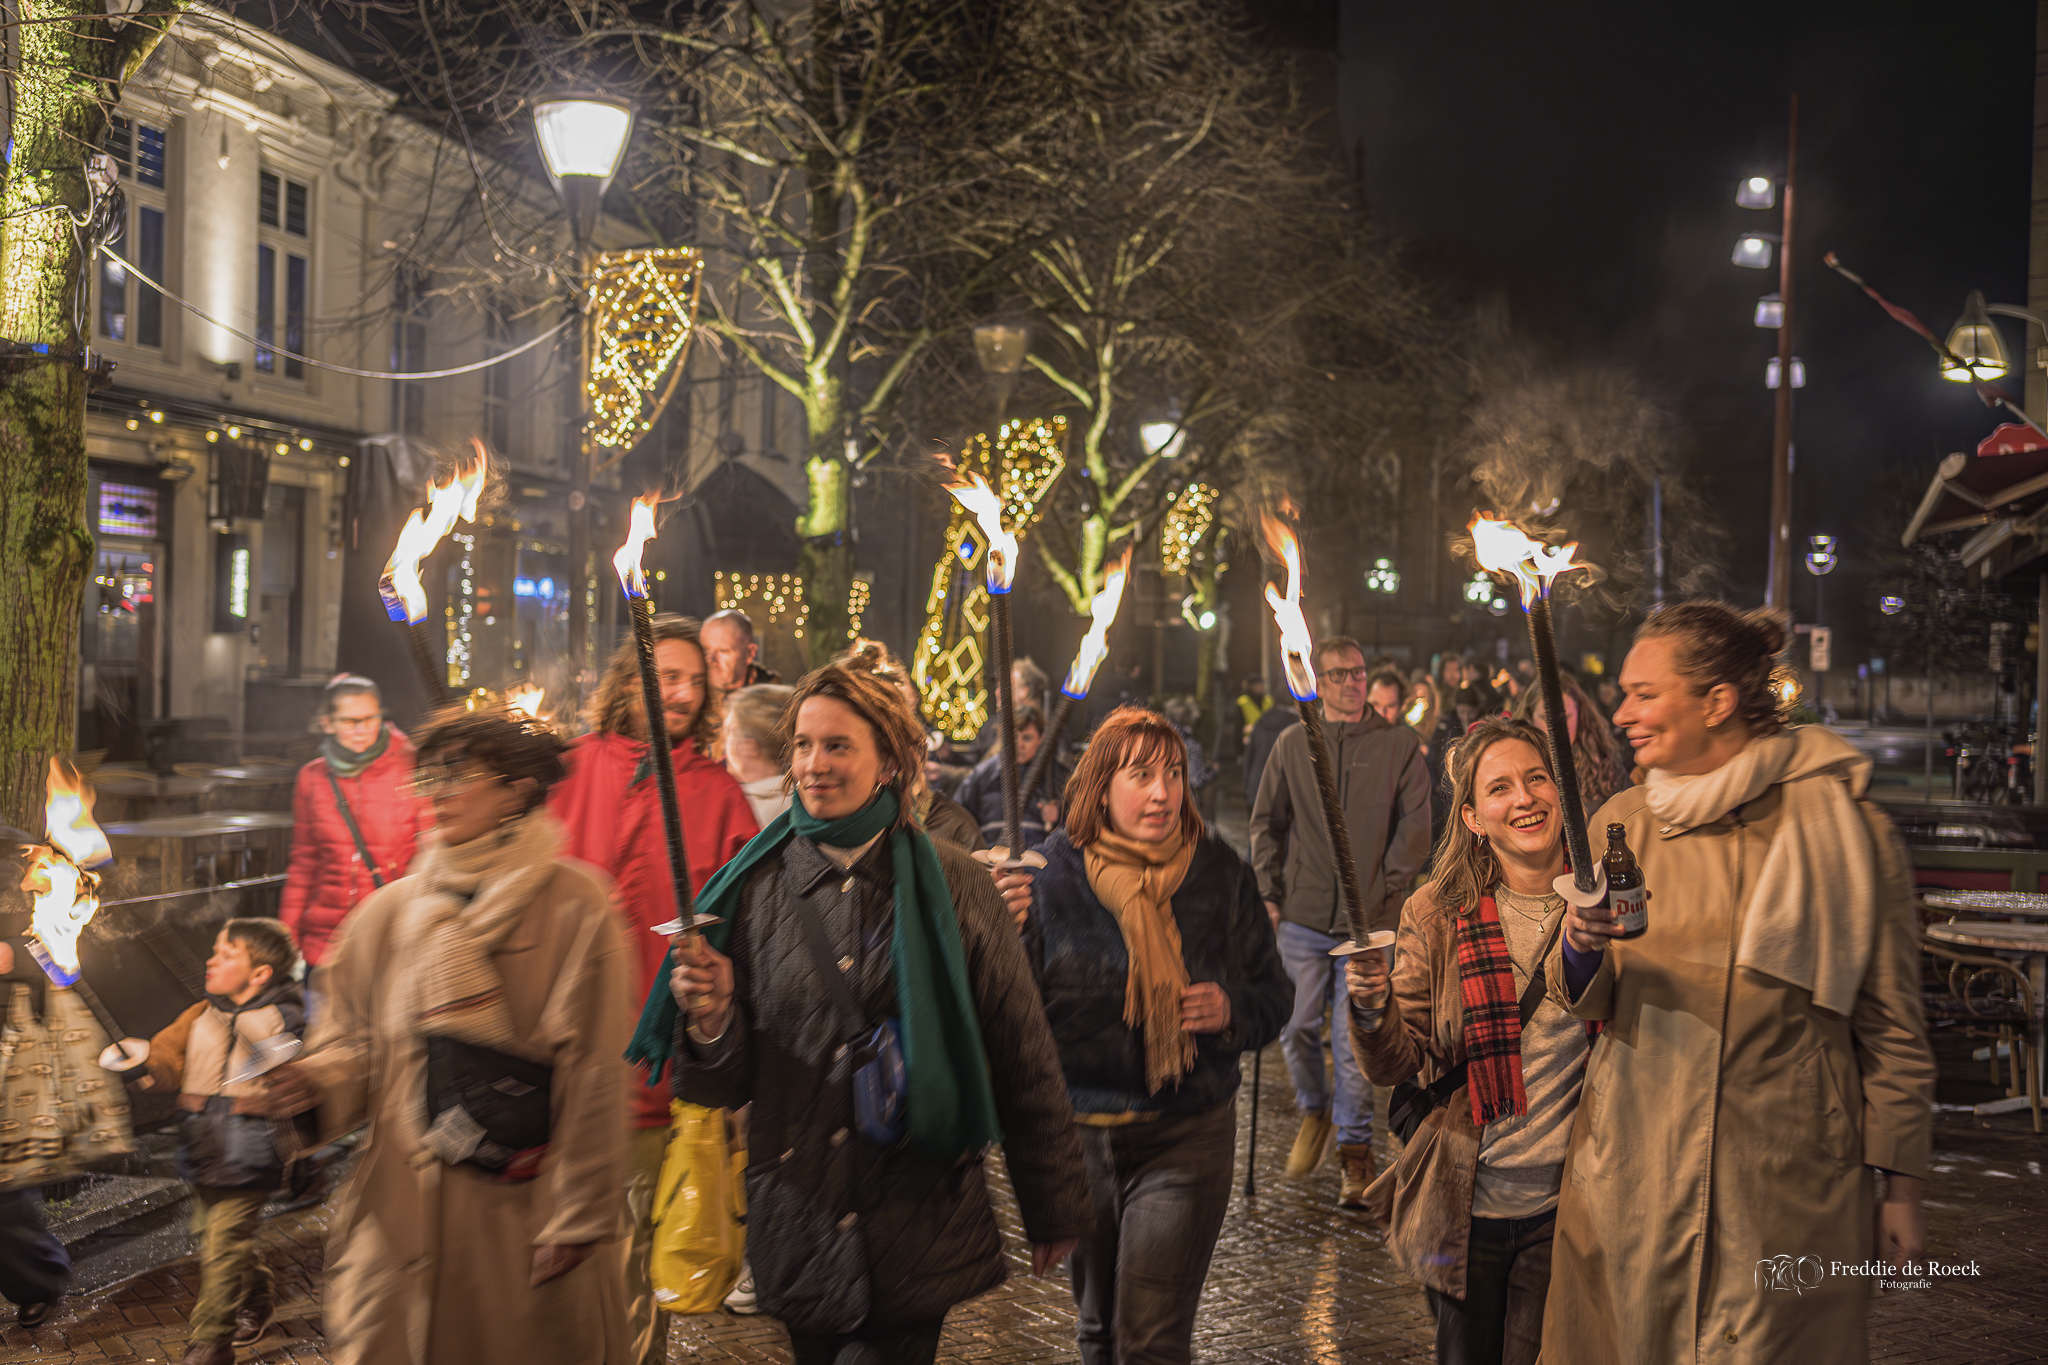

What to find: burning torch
left=612, top=496, right=717, bottom=946
left=1469, top=513, right=1600, bottom=900
left=1019, top=545, right=1132, bottom=809
left=506, top=682, right=547, bottom=721
left=942, top=464, right=1042, bottom=870
left=20, top=761, right=136, bottom=1063
left=1259, top=514, right=1393, bottom=960
left=379, top=447, right=490, bottom=709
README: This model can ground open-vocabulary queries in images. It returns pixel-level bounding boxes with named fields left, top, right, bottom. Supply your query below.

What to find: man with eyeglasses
left=1250, top=636, right=1431, bottom=1209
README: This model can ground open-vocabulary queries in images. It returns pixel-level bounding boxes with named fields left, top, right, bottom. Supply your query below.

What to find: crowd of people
left=40, top=596, right=1932, bottom=1365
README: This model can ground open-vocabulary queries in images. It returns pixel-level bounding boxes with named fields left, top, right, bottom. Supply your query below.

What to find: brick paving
left=0, top=1056, right=2039, bottom=1364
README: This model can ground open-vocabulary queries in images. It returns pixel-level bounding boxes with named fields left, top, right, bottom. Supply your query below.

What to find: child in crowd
left=138, top=919, right=306, bottom=1365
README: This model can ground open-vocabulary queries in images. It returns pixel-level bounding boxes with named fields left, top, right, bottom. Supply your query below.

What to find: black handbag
left=1386, top=916, right=1562, bottom=1144
left=423, top=1036, right=553, bottom=1177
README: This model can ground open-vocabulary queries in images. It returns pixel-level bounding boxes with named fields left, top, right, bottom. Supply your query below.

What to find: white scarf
left=394, top=811, right=562, bottom=1051
left=1645, top=727, right=1876, bottom=1016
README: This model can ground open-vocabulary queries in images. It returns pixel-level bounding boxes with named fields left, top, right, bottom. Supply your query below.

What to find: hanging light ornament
left=587, top=248, right=704, bottom=451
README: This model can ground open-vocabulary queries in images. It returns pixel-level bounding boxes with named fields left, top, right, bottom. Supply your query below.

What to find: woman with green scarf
left=646, top=665, right=1091, bottom=1365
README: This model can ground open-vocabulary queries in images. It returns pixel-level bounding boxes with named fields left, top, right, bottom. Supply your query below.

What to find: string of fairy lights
left=587, top=248, right=704, bottom=451
left=1161, top=482, right=1218, bottom=576
left=913, top=417, right=1068, bottom=741
left=847, top=576, right=871, bottom=638
left=714, top=572, right=811, bottom=642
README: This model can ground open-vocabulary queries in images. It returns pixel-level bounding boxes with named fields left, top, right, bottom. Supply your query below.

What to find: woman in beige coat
left=266, top=707, right=634, bottom=1365
left=1546, top=601, right=1935, bottom=1363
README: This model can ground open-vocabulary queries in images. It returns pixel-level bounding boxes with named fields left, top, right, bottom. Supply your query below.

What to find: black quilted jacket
left=673, top=832, right=1091, bottom=1331
left=1024, top=829, right=1292, bottom=1118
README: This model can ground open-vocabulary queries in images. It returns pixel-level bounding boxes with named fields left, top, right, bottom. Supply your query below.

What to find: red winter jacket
left=279, top=730, right=431, bottom=967
left=550, top=730, right=758, bottom=1128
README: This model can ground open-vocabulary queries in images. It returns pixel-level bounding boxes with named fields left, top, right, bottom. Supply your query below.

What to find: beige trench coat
left=297, top=858, right=635, bottom=1365
left=1540, top=778, right=1935, bottom=1365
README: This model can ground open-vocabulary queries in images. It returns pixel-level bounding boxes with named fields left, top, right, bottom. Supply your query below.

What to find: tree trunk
left=798, top=455, right=851, bottom=666
left=0, top=1, right=184, bottom=829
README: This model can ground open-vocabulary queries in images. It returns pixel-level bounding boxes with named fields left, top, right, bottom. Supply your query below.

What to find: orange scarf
left=1084, top=829, right=1197, bottom=1093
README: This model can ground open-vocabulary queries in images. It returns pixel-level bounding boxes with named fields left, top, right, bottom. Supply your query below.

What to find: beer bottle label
left=1610, top=886, right=1648, bottom=935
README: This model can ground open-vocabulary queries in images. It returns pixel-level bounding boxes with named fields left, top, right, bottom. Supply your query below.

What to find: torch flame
left=1063, top=546, right=1133, bottom=697
left=1469, top=512, right=1586, bottom=608
left=1404, top=694, right=1430, bottom=729
left=943, top=465, right=1018, bottom=593
left=1260, top=511, right=1318, bottom=700
left=20, top=760, right=110, bottom=977
left=613, top=495, right=660, bottom=599
left=380, top=448, right=490, bottom=624
left=506, top=682, right=546, bottom=720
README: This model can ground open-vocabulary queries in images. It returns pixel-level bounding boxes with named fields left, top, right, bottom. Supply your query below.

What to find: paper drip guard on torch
left=1258, top=515, right=1394, bottom=961
left=379, top=449, right=491, bottom=709
left=1469, top=513, right=1607, bottom=909
left=614, top=497, right=721, bottom=944
left=1019, top=546, right=1133, bottom=811
left=943, top=465, right=1046, bottom=873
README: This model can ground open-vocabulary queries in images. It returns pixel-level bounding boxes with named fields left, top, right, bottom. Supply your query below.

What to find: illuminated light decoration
left=205, top=430, right=219, bottom=443
left=447, top=532, right=478, bottom=688
left=20, top=761, right=113, bottom=980
left=586, top=248, right=704, bottom=451
left=1880, top=595, right=1905, bottom=615
left=846, top=577, right=872, bottom=640
left=913, top=418, right=1067, bottom=740
left=1064, top=546, right=1133, bottom=698
left=1463, top=572, right=1495, bottom=605
left=228, top=547, right=250, bottom=618
left=1770, top=663, right=1803, bottom=715
left=1161, top=483, right=1218, bottom=576
left=1366, top=557, right=1400, bottom=594
left=715, top=572, right=809, bottom=641
left=379, top=449, right=489, bottom=624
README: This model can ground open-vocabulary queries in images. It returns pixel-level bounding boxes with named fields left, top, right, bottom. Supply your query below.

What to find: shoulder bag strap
left=324, top=767, right=387, bottom=890
left=790, top=887, right=869, bottom=1044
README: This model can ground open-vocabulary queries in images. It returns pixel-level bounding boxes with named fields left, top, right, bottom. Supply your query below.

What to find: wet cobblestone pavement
left=0, top=1053, right=2040, bottom=1363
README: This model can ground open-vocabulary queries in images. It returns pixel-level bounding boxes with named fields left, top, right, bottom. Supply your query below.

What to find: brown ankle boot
left=1338, top=1141, right=1377, bottom=1206
left=1286, top=1109, right=1335, bottom=1177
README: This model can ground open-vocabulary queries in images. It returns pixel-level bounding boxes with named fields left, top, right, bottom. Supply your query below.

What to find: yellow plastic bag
left=649, top=1101, right=745, bottom=1314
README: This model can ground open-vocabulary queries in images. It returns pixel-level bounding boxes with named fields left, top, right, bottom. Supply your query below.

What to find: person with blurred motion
left=1541, top=601, right=1935, bottom=1364
left=1250, top=636, right=1431, bottom=1205
left=1510, top=672, right=1632, bottom=817
left=262, top=707, right=634, bottom=1365
left=702, top=608, right=780, bottom=693
left=1343, top=719, right=1592, bottom=1365
left=1161, top=696, right=1217, bottom=825
left=966, top=657, right=1052, bottom=764
left=1406, top=677, right=1457, bottom=845
left=1366, top=668, right=1407, bottom=727
left=723, top=684, right=797, bottom=827
left=1235, top=676, right=1273, bottom=748
left=1241, top=695, right=1298, bottom=813
left=549, top=615, right=757, bottom=1364
left=837, top=639, right=986, bottom=852
left=652, top=667, right=1092, bottom=1365
left=953, top=704, right=1066, bottom=853
left=1024, top=707, right=1290, bottom=1364
left=279, top=675, right=429, bottom=1001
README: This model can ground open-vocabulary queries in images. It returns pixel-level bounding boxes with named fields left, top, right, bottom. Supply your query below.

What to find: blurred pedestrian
left=702, top=608, right=780, bottom=692
left=954, top=704, right=1067, bottom=853
left=279, top=675, right=429, bottom=996
left=722, top=684, right=796, bottom=827
left=657, top=667, right=1093, bottom=1364
left=1162, top=696, right=1217, bottom=824
left=1242, top=698, right=1297, bottom=813
left=1367, top=668, right=1406, bottom=726
left=1235, top=676, right=1273, bottom=744
left=1511, top=673, right=1633, bottom=815
left=550, top=615, right=757, bottom=1365
left=1250, top=636, right=1430, bottom=1205
left=265, top=707, right=634, bottom=1365
left=1023, top=707, right=1290, bottom=1364
left=1407, top=677, right=1456, bottom=844
left=1344, top=720, right=1590, bottom=1365
left=1545, top=602, right=1934, bottom=1363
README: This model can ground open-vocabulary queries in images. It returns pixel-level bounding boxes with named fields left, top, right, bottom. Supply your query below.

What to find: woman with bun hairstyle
left=1541, top=602, right=1935, bottom=1364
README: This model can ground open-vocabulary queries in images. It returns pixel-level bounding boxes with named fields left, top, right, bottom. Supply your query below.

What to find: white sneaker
left=724, top=1263, right=758, bottom=1315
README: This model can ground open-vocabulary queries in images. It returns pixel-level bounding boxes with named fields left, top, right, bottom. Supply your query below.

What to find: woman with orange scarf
left=1022, top=706, right=1292, bottom=1365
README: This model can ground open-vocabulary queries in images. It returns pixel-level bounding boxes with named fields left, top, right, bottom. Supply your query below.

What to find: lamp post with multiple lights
left=1730, top=95, right=1800, bottom=618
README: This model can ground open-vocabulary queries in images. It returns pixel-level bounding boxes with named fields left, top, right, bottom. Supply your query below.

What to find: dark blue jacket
left=953, top=750, right=1069, bottom=852
left=1024, top=828, right=1291, bottom=1118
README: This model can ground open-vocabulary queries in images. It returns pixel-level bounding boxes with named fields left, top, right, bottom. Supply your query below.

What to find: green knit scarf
left=625, top=788, right=1001, bottom=1159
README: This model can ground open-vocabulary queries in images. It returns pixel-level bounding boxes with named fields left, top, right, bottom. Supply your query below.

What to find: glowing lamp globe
left=1942, top=290, right=2010, bottom=384
left=1754, top=294, right=1783, bottom=329
left=1737, top=176, right=1777, bottom=210
left=532, top=96, right=634, bottom=180
left=1732, top=235, right=1774, bottom=270
left=1765, top=357, right=1806, bottom=390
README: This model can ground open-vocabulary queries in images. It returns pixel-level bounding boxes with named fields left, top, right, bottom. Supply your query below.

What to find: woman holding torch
left=1025, top=706, right=1291, bottom=1365
left=1540, top=601, right=1934, bottom=1364
left=1343, top=718, right=1592, bottom=1365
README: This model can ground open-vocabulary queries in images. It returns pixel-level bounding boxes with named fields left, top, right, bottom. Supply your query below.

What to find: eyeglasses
left=1318, top=666, right=1368, bottom=684
left=330, top=714, right=383, bottom=729
left=406, top=764, right=502, bottom=798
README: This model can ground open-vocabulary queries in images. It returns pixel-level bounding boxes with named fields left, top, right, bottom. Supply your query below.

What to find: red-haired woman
left=1024, top=706, right=1292, bottom=1364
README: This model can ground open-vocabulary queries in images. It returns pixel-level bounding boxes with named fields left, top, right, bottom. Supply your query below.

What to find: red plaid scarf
left=1454, top=896, right=1603, bottom=1128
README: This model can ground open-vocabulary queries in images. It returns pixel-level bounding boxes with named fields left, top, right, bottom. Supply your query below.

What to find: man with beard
left=549, top=614, right=758, bottom=1365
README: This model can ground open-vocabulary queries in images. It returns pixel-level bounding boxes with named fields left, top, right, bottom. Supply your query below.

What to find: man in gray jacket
left=1249, top=636, right=1431, bottom=1207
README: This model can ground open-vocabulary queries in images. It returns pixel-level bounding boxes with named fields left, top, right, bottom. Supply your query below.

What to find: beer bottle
left=1603, top=822, right=1648, bottom=939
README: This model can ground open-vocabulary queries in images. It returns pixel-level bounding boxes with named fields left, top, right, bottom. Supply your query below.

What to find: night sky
left=1337, top=0, right=2035, bottom=665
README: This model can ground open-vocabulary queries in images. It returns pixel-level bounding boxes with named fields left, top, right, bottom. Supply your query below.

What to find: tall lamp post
left=1804, top=534, right=1835, bottom=717
left=1732, top=94, right=1800, bottom=619
left=532, top=93, right=634, bottom=703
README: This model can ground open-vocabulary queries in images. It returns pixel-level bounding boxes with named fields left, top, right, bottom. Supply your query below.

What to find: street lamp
left=1941, top=289, right=2012, bottom=384
left=1366, top=557, right=1398, bottom=651
left=973, top=321, right=1028, bottom=428
left=1754, top=293, right=1783, bottom=329
left=1804, top=534, right=1836, bottom=576
left=1728, top=98, right=1800, bottom=617
left=1737, top=175, right=1777, bottom=210
left=532, top=93, right=634, bottom=250
left=1732, top=234, right=1776, bottom=270
left=1140, top=418, right=1186, bottom=461
left=1765, top=356, right=1807, bottom=389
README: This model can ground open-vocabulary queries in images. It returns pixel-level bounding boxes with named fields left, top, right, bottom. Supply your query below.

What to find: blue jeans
left=1276, top=920, right=1371, bottom=1145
